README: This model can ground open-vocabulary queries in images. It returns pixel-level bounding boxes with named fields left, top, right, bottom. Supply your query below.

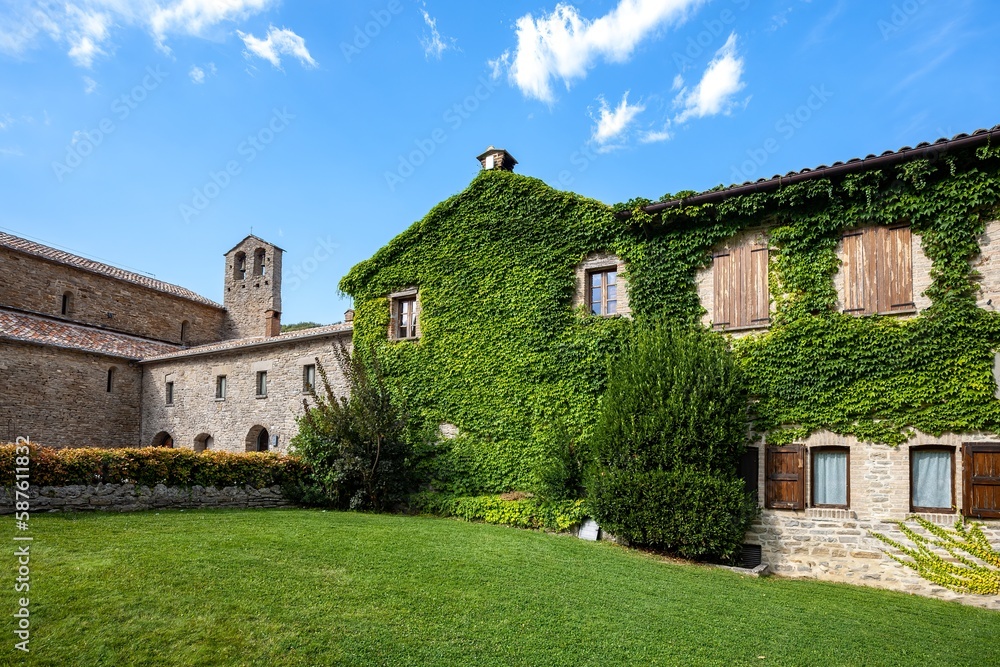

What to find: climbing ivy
left=342, top=146, right=1000, bottom=493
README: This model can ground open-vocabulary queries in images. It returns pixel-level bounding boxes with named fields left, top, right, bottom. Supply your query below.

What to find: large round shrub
left=588, top=325, right=758, bottom=561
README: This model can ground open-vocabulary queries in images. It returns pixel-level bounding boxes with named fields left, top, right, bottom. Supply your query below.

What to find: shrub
left=291, top=344, right=413, bottom=510
left=413, top=492, right=587, bottom=532
left=0, top=443, right=307, bottom=489
left=587, top=324, right=758, bottom=562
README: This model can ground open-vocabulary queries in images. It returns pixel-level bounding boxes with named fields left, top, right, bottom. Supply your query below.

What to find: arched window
left=151, top=431, right=174, bottom=448
left=61, top=291, right=73, bottom=316
left=194, top=433, right=213, bottom=452
left=253, top=248, right=267, bottom=277
left=233, top=252, right=247, bottom=280
left=180, top=320, right=189, bottom=344
left=245, top=425, right=270, bottom=452
left=106, top=367, right=115, bottom=393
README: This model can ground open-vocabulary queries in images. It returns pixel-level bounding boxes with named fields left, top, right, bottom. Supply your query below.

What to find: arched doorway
left=193, top=433, right=213, bottom=452
left=151, top=431, right=174, bottom=448
left=245, top=425, right=269, bottom=452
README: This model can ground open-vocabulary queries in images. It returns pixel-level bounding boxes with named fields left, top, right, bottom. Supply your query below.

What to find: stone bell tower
left=223, top=235, right=283, bottom=340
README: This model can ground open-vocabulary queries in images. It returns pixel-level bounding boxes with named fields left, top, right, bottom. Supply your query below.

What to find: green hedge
left=413, top=492, right=587, bottom=532
left=0, top=444, right=308, bottom=489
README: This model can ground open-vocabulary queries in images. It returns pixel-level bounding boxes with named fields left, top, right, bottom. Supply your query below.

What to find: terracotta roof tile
left=0, top=232, right=223, bottom=309
left=0, top=309, right=181, bottom=360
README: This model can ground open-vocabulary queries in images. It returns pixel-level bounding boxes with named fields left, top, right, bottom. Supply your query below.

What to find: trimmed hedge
left=0, top=444, right=308, bottom=489
left=413, top=492, right=587, bottom=532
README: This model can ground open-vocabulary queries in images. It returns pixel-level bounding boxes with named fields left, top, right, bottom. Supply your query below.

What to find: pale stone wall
left=0, top=483, right=290, bottom=513
left=140, top=331, right=351, bottom=453
left=0, top=341, right=142, bottom=447
left=747, top=430, right=1000, bottom=610
left=972, top=220, right=1000, bottom=310
left=223, top=237, right=283, bottom=340
left=0, top=246, right=225, bottom=346
left=574, top=251, right=631, bottom=317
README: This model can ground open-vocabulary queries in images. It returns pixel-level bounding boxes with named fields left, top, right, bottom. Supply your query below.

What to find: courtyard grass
left=10, top=509, right=1000, bottom=666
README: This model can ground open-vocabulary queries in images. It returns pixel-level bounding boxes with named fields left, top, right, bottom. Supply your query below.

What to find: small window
left=393, top=297, right=418, bottom=340
left=842, top=225, right=914, bottom=316
left=910, top=446, right=954, bottom=513
left=713, top=234, right=770, bottom=330
left=812, top=447, right=849, bottom=508
left=61, top=291, right=73, bottom=316
left=303, top=364, right=316, bottom=393
left=739, top=446, right=760, bottom=504
left=256, top=371, right=268, bottom=397
left=234, top=252, right=247, bottom=280
left=216, top=375, right=227, bottom=400
left=963, top=443, right=1000, bottom=519
left=588, top=268, right=618, bottom=316
left=180, top=320, right=189, bottom=344
left=165, top=381, right=174, bottom=406
left=106, top=367, right=114, bottom=393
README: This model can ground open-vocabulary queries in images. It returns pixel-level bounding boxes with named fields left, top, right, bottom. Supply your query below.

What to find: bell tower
left=223, top=235, right=283, bottom=339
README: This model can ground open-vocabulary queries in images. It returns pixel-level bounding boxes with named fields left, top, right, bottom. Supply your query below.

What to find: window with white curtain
left=910, top=447, right=954, bottom=512
left=812, top=448, right=849, bottom=508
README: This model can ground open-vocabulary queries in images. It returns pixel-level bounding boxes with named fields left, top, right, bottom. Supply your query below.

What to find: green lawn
left=8, top=509, right=999, bottom=666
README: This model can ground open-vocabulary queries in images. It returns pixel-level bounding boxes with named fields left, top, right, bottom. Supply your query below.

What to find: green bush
left=291, top=344, right=414, bottom=510
left=413, top=492, right=587, bottom=532
left=587, top=324, right=758, bottom=562
left=0, top=443, right=307, bottom=489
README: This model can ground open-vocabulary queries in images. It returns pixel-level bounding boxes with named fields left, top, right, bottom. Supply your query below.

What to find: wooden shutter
left=740, top=446, right=760, bottom=503
left=963, top=443, right=1000, bottom=519
left=713, top=251, right=732, bottom=329
left=766, top=445, right=805, bottom=510
left=842, top=230, right=873, bottom=314
left=880, top=225, right=914, bottom=314
left=749, top=243, right=770, bottom=326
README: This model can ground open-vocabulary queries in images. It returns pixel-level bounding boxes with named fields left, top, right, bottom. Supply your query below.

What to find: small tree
left=291, top=344, right=412, bottom=510
left=588, top=324, right=758, bottom=561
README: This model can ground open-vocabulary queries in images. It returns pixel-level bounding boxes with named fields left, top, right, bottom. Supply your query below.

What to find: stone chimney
left=476, top=146, right=517, bottom=172
left=344, top=309, right=355, bottom=323
left=265, top=309, right=281, bottom=337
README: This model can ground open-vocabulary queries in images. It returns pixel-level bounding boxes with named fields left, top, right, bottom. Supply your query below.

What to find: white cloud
left=0, top=147, right=24, bottom=157
left=0, top=1, right=281, bottom=66
left=499, top=0, right=706, bottom=103
left=189, top=65, right=205, bottom=83
left=671, top=73, right=684, bottom=91
left=239, top=25, right=316, bottom=69
left=673, top=32, right=746, bottom=123
left=591, top=91, right=645, bottom=148
left=83, top=75, right=98, bottom=94
left=0, top=113, right=15, bottom=130
left=420, top=6, right=454, bottom=60
left=641, top=126, right=671, bottom=143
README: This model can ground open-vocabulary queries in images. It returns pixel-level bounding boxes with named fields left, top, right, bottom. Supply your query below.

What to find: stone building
left=0, top=232, right=350, bottom=452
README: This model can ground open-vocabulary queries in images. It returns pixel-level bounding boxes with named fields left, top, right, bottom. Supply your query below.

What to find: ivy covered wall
left=341, top=146, right=1000, bottom=494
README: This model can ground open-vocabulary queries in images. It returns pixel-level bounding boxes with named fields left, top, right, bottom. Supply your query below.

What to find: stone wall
left=0, top=246, right=226, bottom=346
left=972, top=220, right=1000, bottom=310
left=0, top=341, right=142, bottom=447
left=140, top=330, right=351, bottom=453
left=0, top=483, right=290, bottom=513
left=746, top=430, right=1000, bottom=610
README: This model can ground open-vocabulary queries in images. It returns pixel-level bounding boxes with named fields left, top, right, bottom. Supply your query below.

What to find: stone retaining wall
left=0, top=483, right=291, bottom=514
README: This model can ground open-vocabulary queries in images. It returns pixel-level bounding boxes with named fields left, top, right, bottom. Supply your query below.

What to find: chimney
left=344, top=309, right=355, bottom=323
left=476, top=146, right=517, bottom=172
left=265, top=310, right=281, bottom=337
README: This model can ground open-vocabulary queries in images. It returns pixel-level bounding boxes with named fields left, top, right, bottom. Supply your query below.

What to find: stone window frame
left=215, top=375, right=227, bottom=401
left=106, top=367, right=115, bottom=393
left=909, top=445, right=956, bottom=514
left=574, top=252, right=630, bottom=317
left=165, top=381, right=175, bottom=407
left=303, top=364, right=316, bottom=394
left=60, top=291, right=73, bottom=316
left=388, top=288, right=421, bottom=341
left=810, top=446, right=851, bottom=510
left=255, top=370, right=268, bottom=398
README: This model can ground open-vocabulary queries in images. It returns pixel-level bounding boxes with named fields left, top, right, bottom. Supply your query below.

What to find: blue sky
left=1, top=0, right=999, bottom=326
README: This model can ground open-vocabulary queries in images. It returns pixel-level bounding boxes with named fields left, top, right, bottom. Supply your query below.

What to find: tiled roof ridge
left=140, top=323, right=353, bottom=362
left=0, top=232, right=223, bottom=309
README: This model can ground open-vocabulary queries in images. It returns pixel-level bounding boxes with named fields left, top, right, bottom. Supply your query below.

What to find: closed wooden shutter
left=963, top=443, right=1000, bottom=519
left=843, top=226, right=913, bottom=315
left=881, top=225, right=914, bottom=314
left=713, top=235, right=769, bottom=330
left=713, top=250, right=732, bottom=329
left=842, top=230, right=873, bottom=314
left=749, top=243, right=770, bottom=326
left=766, top=445, right=805, bottom=510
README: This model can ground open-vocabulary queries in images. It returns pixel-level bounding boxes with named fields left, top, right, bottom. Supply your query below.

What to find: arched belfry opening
left=233, top=251, right=247, bottom=280
left=253, top=248, right=266, bottom=277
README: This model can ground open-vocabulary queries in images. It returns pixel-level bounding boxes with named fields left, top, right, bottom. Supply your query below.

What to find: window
left=234, top=252, right=247, bottom=280
left=256, top=371, right=268, bottom=397
left=910, top=446, right=954, bottom=513
left=303, top=364, right=316, bottom=393
left=216, top=375, right=227, bottom=400
left=106, top=368, right=114, bottom=393
left=713, top=234, right=769, bottom=330
left=739, top=446, right=760, bottom=504
left=841, top=225, right=914, bottom=316
left=180, top=320, right=189, bottom=344
left=165, top=381, right=174, bottom=406
left=254, top=248, right=266, bottom=277
left=812, top=447, right=849, bottom=508
left=963, top=443, right=1000, bottom=519
left=391, top=296, right=419, bottom=340
left=588, top=268, right=618, bottom=316
left=765, top=445, right=804, bottom=510
left=60, top=291, right=72, bottom=316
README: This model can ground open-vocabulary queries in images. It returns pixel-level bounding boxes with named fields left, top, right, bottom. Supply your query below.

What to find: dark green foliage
left=588, top=325, right=758, bottom=561
left=291, top=345, right=413, bottom=510
left=281, top=321, right=324, bottom=332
